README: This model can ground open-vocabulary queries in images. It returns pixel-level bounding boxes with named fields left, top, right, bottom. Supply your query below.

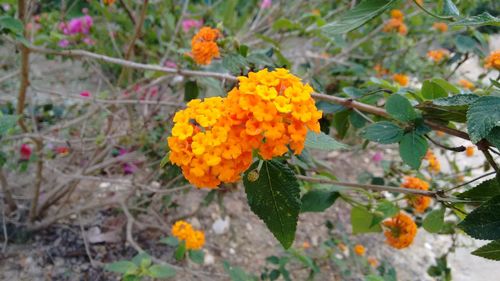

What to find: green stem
left=411, top=0, right=455, bottom=21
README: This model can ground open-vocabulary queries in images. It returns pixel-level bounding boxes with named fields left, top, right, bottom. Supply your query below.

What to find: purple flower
left=372, top=151, right=383, bottom=164
left=181, top=19, right=202, bottom=32
left=58, top=39, right=70, bottom=48
left=83, top=37, right=95, bottom=46
left=260, top=0, right=272, bottom=9
left=80, top=90, right=91, bottom=98
left=123, top=163, right=138, bottom=175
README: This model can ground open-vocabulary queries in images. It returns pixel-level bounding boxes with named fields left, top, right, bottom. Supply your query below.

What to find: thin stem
left=296, top=175, right=437, bottom=197
left=425, top=135, right=466, bottom=152
left=444, top=171, right=497, bottom=192
left=411, top=0, right=455, bottom=21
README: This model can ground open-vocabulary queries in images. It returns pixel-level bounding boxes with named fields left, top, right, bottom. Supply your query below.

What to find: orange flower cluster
left=393, top=73, right=409, bottom=86
left=171, top=220, right=205, bottom=250
left=402, top=176, right=431, bottom=213
left=191, top=27, right=220, bottom=65
left=168, top=68, right=322, bottom=188
left=225, top=68, right=322, bottom=160
left=485, top=50, right=500, bottom=70
left=168, top=97, right=253, bottom=188
left=424, top=150, right=440, bottom=173
left=383, top=9, right=408, bottom=35
left=427, top=49, right=449, bottom=63
left=354, top=244, right=365, bottom=256
left=103, top=0, right=115, bottom=5
left=458, top=79, right=474, bottom=90
left=432, top=22, right=448, bottom=32
left=383, top=212, right=417, bottom=249
left=466, top=146, right=475, bottom=157
left=374, top=63, right=389, bottom=76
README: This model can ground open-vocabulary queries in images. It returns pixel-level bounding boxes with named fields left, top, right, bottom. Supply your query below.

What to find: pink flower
left=20, top=144, right=32, bottom=160
left=181, top=19, right=203, bottom=32
left=372, top=151, right=383, bottom=164
left=83, top=37, right=95, bottom=46
left=260, top=0, right=272, bottom=9
left=80, top=90, right=91, bottom=98
left=66, top=15, right=93, bottom=35
left=58, top=39, right=70, bottom=48
left=164, top=60, right=177, bottom=68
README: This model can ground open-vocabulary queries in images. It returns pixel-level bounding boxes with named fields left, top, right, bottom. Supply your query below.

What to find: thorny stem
left=443, top=171, right=497, bottom=192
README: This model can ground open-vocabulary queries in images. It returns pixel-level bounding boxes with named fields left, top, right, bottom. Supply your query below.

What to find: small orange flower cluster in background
left=427, top=49, right=449, bottom=63
left=168, top=68, right=322, bottom=188
left=424, top=150, right=440, bottom=173
left=191, top=27, right=221, bottom=65
left=458, top=79, right=474, bottom=90
left=171, top=220, right=205, bottom=250
left=374, top=63, right=389, bottom=77
left=402, top=176, right=431, bottom=213
left=392, top=73, right=409, bottom=86
left=354, top=244, right=365, bottom=256
left=383, top=212, right=417, bottom=249
left=466, top=145, right=475, bottom=157
left=226, top=68, right=322, bottom=160
left=484, top=50, right=500, bottom=70
left=168, top=97, right=253, bottom=188
left=383, top=9, right=408, bottom=35
left=103, top=0, right=116, bottom=5
left=368, top=257, right=378, bottom=267
left=432, top=22, right=448, bottom=32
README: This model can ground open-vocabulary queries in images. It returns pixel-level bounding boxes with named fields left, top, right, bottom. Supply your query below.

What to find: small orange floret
left=103, top=0, right=115, bottom=4
left=383, top=18, right=408, bottom=35
left=484, top=50, right=500, bottom=70
left=390, top=9, right=404, bottom=20
left=466, top=146, right=475, bottom=157
left=424, top=150, right=440, bottom=173
left=354, top=244, right=365, bottom=256
left=427, top=49, right=449, bottom=63
left=368, top=257, right=378, bottom=267
left=393, top=73, right=409, bottom=86
left=383, top=213, right=417, bottom=249
left=374, top=64, right=389, bottom=76
left=402, top=176, right=431, bottom=213
left=191, top=27, right=221, bottom=65
left=171, top=220, right=205, bottom=250
left=432, top=22, right=448, bottom=32
left=458, top=79, right=474, bottom=90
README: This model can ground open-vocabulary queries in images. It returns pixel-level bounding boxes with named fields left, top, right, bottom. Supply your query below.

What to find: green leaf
left=243, top=160, right=301, bottom=249
left=160, top=154, right=170, bottom=168
left=0, top=16, right=23, bottom=34
left=472, top=240, right=500, bottom=261
left=421, top=81, right=447, bottom=100
left=375, top=200, right=399, bottom=218
left=455, top=35, right=478, bottom=53
left=304, top=131, right=348, bottom=151
left=431, top=78, right=461, bottom=94
left=365, top=275, right=385, bottom=281
left=399, top=131, right=428, bottom=169
left=0, top=114, right=18, bottom=136
left=351, top=206, right=382, bottom=234
left=223, top=261, right=256, bottom=281
left=222, top=53, right=248, bottom=73
left=385, top=94, right=417, bottom=122
left=458, top=178, right=500, bottom=201
left=175, top=241, right=186, bottom=260
left=273, top=18, right=301, bottom=31
left=442, top=0, right=459, bottom=17
left=104, top=261, right=138, bottom=274
left=423, top=208, right=445, bottom=233
left=360, top=121, right=404, bottom=144
left=147, top=264, right=176, bottom=279
left=458, top=195, right=500, bottom=240
left=184, top=80, right=199, bottom=102
left=486, top=127, right=500, bottom=151
left=467, top=96, right=500, bottom=143
left=189, top=250, right=205, bottom=264
left=432, top=94, right=479, bottom=106
left=159, top=236, right=179, bottom=246
left=333, top=110, right=350, bottom=139
left=417, top=94, right=479, bottom=123
left=322, top=0, right=396, bottom=35
left=300, top=190, right=339, bottom=213
left=132, top=252, right=151, bottom=267
left=452, top=12, right=500, bottom=27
